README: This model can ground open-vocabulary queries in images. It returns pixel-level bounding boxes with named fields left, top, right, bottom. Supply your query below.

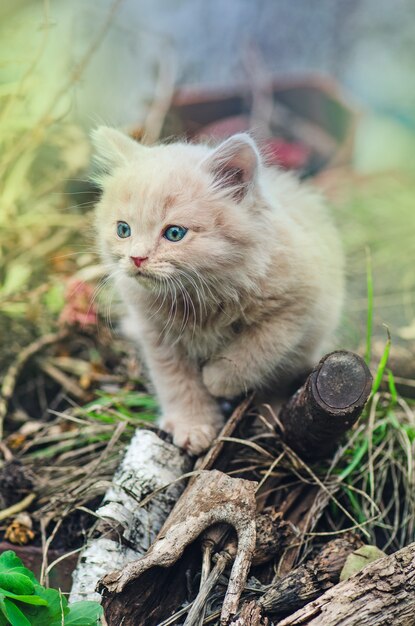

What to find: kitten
left=92, top=127, right=344, bottom=455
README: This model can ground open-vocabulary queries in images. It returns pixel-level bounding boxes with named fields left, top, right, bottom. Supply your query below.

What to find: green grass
left=75, top=389, right=158, bottom=426
left=318, top=256, right=415, bottom=550
left=330, top=398, right=415, bottom=550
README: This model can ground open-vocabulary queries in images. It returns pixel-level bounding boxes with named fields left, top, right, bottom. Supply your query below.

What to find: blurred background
left=0, top=0, right=415, bottom=585
left=1, top=0, right=415, bottom=361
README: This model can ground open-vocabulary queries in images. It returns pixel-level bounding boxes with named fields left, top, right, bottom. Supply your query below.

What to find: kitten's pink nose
left=130, top=256, right=148, bottom=268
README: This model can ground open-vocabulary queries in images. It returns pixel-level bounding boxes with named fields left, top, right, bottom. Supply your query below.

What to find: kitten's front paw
left=160, top=416, right=223, bottom=456
left=202, top=361, right=242, bottom=399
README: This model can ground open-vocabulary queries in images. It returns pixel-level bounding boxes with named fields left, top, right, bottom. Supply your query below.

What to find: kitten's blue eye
left=163, top=225, right=188, bottom=242
left=117, top=221, right=131, bottom=238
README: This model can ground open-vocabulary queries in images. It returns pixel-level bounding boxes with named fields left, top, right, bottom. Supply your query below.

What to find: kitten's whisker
left=180, top=263, right=220, bottom=309
left=174, top=269, right=204, bottom=323
left=169, top=276, right=187, bottom=343
left=161, top=277, right=177, bottom=339
left=148, top=280, right=168, bottom=320
left=170, top=279, right=181, bottom=338
left=59, top=200, right=98, bottom=212
left=146, top=273, right=164, bottom=317
left=51, top=250, right=99, bottom=260
left=87, top=274, right=113, bottom=312
left=192, top=268, right=236, bottom=321
left=87, top=269, right=122, bottom=332
left=171, top=274, right=196, bottom=342
left=173, top=277, right=189, bottom=336
left=104, top=273, right=120, bottom=333
left=181, top=264, right=235, bottom=326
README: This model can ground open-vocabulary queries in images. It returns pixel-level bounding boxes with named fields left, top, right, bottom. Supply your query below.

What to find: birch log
left=69, top=429, right=191, bottom=602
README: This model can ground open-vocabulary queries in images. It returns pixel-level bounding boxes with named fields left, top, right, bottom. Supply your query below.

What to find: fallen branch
left=232, top=601, right=269, bottom=626
left=278, top=351, right=372, bottom=459
left=0, top=493, right=36, bottom=522
left=69, top=429, right=191, bottom=602
left=99, top=470, right=257, bottom=625
left=259, top=534, right=364, bottom=616
left=275, top=542, right=415, bottom=626
left=0, top=331, right=68, bottom=439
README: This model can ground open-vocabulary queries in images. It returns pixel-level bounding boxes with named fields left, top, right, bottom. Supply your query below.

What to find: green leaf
left=62, top=601, right=103, bottom=625
left=27, top=587, right=69, bottom=625
left=0, top=610, right=8, bottom=626
left=0, top=589, right=47, bottom=606
left=0, top=552, right=36, bottom=583
left=0, top=544, right=100, bottom=626
left=0, top=596, right=31, bottom=626
left=0, top=574, right=34, bottom=597
left=0, top=595, right=7, bottom=623
left=27, top=585, right=69, bottom=626
left=340, top=545, right=386, bottom=581
left=0, top=552, right=37, bottom=598
left=0, top=553, right=31, bottom=578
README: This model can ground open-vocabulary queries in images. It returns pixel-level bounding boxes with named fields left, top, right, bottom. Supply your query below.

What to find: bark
left=99, top=470, right=257, bottom=626
left=275, top=484, right=321, bottom=576
left=259, top=534, right=364, bottom=616
left=279, top=351, right=372, bottom=459
left=232, top=601, right=269, bottom=626
left=252, top=511, right=292, bottom=566
left=182, top=513, right=292, bottom=626
left=275, top=542, right=415, bottom=626
left=69, top=429, right=191, bottom=602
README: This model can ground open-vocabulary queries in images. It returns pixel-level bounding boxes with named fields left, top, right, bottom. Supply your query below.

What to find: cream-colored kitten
left=92, top=127, right=344, bottom=455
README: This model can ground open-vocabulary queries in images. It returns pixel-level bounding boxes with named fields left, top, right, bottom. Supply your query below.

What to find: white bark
left=69, top=429, right=191, bottom=602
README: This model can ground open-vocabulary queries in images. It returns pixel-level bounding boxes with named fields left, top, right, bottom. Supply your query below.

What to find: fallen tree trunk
left=69, top=429, right=191, bottom=602
left=278, top=351, right=372, bottom=459
left=275, top=542, right=415, bottom=626
left=259, top=534, right=364, bottom=616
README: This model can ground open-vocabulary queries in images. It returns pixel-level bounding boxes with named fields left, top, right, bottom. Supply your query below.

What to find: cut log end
left=312, top=351, right=372, bottom=413
left=279, top=351, right=372, bottom=459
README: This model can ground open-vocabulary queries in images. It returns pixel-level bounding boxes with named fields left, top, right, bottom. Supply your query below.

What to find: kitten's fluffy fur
left=93, top=128, right=344, bottom=454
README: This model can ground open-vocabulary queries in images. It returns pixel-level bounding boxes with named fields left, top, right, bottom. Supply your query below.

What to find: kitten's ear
left=91, top=126, right=143, bottom=168
left=203, top=134, right=261, bottom=201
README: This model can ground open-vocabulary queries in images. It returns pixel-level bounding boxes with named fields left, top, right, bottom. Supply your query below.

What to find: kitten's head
left=92, top=127, right=268, bottom=296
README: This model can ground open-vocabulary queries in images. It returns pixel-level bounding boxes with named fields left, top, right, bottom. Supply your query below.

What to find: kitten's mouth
left=133, top=270, right=161, bottom=286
